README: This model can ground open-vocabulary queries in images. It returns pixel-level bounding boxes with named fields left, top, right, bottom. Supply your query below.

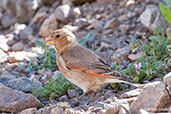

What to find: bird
left=45, top=28, right=141, bottom=98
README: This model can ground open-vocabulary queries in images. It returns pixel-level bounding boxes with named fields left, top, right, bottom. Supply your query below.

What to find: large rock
left=163, top=72, right=171, bottom=93
left=0, top=86, right=40, bottom=113
left=8, top=77, right=42, bottom=92
left=54, top=5, right=71, bottom=23
left=140, top=6, right=166, bottom=32
left=39, top=14, right=58, bottom=37
left=130, top=81, right=170, bottom=114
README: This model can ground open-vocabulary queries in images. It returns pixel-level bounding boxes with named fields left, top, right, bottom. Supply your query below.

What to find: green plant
left=112, top=28, right=170, bottom=83
left=159, top=2, right=171, bottom=24
left=32, top=73, right=75, bottom=100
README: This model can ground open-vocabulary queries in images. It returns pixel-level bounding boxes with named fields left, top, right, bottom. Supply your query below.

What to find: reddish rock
left=0, top=86, right=40, bottom=113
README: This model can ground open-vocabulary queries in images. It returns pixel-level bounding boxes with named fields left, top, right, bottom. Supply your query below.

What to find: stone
left=15, top=0, right=41, bottom=23
left=0, top=86, right=40, bottom=113
left=0, top=71, right=16, bottom=79
left=1, top=15, right=15, bottom=28
left=58, top=95, right=68, bottom=101
left=20, top=26, right=33, bottom=40
left=8, top=77, right=42, bottom=92
left=11, top=42, right=24, bottom=51
left=0, top=35, right=9, bottom=52
left=63, top=25, right=79, bottom=33
left=0, top=83, right=6, bottom=88
left=105, top=102, right=129, bottom=114
left=74, top=18, right=89, bottom=28
left=163, top=72, right=171, bottom=93
left=8, top=51, right=37, bottom=61
left=130, top=81, right=170, bottom=114
left=19, top=108, right=38, bottom=114
left=94, top=22, right=104, bottom=33
left=54, top=5, right=71, bottom=23
left=140, top=7, right=166, bottom=32
left=51, top=106, right=63, bottom=114
left=8, top=57, right=18, bottom=63
left=104, top=17, right=120, bottom=30
left=119, top=24, right=131, bottom=32
left=111, top=46, right=131, bottom=62
left=120, top=89, right=142, bottom=98
left=73, top=7, right=81, bottom=17
left=72, top=0, right=96, bottom=5
left=39, top=14, right=58, bottom=37
left=75, top=31, right=87, bottom=39
left=67, top=89, right=79, bottom=98
left=0, top=49, right=8, bottom=63
left=128, top=53, right=142, bottom=61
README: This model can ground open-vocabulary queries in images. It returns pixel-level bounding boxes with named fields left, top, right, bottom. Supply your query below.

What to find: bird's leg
left=70, top=91, right=88, bottom=107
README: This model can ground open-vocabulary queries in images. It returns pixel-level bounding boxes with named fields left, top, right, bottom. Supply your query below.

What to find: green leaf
left=159, top=3, right=171, bottom=24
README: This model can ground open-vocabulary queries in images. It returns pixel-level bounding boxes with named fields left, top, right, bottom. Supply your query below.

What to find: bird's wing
left=61, top=45, right=133, bottom=80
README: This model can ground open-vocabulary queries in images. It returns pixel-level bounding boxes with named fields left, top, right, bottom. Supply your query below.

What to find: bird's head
left=46, top=29, right=77, bottom=53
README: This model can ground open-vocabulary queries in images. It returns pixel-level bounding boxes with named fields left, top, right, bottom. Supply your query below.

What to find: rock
left=75, top=31, right=87, bottom=39
left=74, top=18, right=89, bottom=28
left=0, top=86, right=40, bottom=113
left=119, top=24, right=131, bottom=33
left=1, top=15, right=15, bottom=28
left=94, top=22, right=104, bottom=33
left=73, top=0, right=96, bottom=5
left=0, top=49, right=8, bottom=63
left=58, top=95, right=68, bottom=101
left=0, top=35, right=9, bottom=52
left=8, top=51, right=37, bottom=61
left=8, top=77, right=42, bottom=92
left=111, top=46, right=131, bottom=62
left=63, top=25, right=79, bottom=33
left=120, top=89, right=142, bottom=98
left=8, top=57, right=18, bottom=63
left=39, top=14, right=58, bottom=37
left=163, top=72, right=171, bottom=93
left=73, top=7, right=81, bottom=17
left=130, top=81, right=170, bottom=114
left=11, top=42, right=24, bottom=51
left=19, top=26, right=33, bottom=40
left=105, top=102, right=130, bottom=114
left=0, top=83, right=6, bottom=88
left=0, top=71, right=16, bottom=79
left=15, top=0, right=41, bottom=23
left=42, top=0, right=56, bottom=5
left=51, top=106, right=63, bottom=114
left=54, top=5, right=71, bottom=23
left=140, top=7, right=166, bottom=31
left=67, top=89, right=79, bottom=98
left=19, top=108, right=38, bottom=114
left=128, top=53, right=141, bottom=61
left=62, top=0, right=73, bottom=6
left=104, top=17, right=120, bottom=30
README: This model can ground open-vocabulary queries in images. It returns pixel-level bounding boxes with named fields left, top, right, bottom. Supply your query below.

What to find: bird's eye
left=56, top=34, right=60, bottom=38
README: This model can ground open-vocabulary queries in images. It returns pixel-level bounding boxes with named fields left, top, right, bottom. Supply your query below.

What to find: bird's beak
left=45, top=36, right=55, bottom=45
